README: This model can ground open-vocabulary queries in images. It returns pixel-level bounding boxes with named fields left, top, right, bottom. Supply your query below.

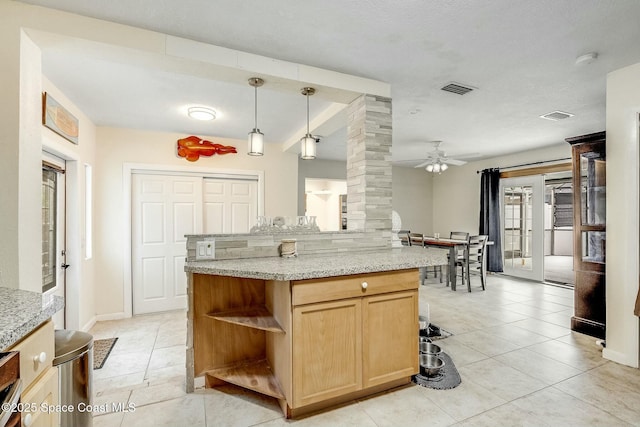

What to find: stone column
left=346, top=94, right=392, bottom=236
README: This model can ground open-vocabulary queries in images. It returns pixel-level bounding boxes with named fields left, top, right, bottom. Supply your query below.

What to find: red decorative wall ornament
left=177, top=136, right=237, bottom=161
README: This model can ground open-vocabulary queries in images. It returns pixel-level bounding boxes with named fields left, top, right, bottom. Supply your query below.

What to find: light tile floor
left=90, top=274, right=640, bottom=426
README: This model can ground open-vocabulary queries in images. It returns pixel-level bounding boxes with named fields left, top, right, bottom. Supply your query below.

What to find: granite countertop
left=0, top=287, right=64, bottom=350
left=185, top=246, right=448, bottom=281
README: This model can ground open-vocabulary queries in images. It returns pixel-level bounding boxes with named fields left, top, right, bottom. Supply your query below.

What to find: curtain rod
left=476, top=157, right=571, bottom=174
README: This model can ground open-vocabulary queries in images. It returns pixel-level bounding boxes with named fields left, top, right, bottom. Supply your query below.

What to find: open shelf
left=207, top=306, right=284, bottom=333
left=206, top=359, right=285, bottom=400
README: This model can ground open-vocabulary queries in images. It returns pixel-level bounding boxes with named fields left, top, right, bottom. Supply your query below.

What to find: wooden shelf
left=207, top=307, right=284, bottom=333
left=206, top=359, right=285, bottom=400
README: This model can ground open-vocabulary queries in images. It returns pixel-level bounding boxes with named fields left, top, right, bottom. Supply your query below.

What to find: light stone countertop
left=0, top=287, right=64, bottom=350
left=185, top=246, right=448, bottom=281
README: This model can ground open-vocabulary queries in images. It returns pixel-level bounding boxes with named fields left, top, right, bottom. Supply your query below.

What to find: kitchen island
left=185, top=246, right=446, bottom=418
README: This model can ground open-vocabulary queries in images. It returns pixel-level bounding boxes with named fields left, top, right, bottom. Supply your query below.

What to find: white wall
left=431, top=144, right=571, bottom=237
left=94, top=127, right=298, bottom=317
left=305, top=179, right=347, bottom=231
left=604, top=62, right=640, bottom=368
left=298, top=159, right=347, bottom=215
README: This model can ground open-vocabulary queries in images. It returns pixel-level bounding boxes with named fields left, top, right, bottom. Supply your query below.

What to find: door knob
left=61, top=263, right=70, bottom=269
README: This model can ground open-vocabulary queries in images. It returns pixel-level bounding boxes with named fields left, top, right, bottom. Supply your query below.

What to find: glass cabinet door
left=579, top=151, right=606, bottom=263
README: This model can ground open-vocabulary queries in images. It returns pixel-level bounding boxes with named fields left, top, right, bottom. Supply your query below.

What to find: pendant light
left=247, top=77, right=265, bottom=156
left=300, top=87, right=316, bottom=160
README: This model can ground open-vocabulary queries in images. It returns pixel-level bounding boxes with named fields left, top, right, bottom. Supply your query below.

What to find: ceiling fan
left=397, top=141, right=467, bottom=173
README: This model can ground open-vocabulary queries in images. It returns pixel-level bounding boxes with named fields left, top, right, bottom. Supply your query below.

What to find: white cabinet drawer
left=9, top=321, right=54, bottom=391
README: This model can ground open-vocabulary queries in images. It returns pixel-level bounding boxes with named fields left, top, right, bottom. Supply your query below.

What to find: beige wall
left=94, top=127, right=298, bottom=316
left=392, top=166, right=433, bottom=234
left=431, top=144, right=571, bottom=237
left=41, top=77, right=98, bottom=331
left=604, top=62, right=640, bottom=368
left=297, top=159, right=347, bottom=215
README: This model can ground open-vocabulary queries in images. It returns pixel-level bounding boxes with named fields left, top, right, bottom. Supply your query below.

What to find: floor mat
left=413, top=352, right=461, bottom=390
left=93, top=338, right=118, bottom=370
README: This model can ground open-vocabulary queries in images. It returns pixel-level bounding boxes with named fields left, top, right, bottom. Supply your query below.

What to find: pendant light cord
left=306, top=92, right=310, bottom=135
left=254, top=85, right=258, bottom=129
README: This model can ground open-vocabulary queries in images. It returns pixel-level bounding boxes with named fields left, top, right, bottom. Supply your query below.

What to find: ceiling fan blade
left=414, top=160, right=431, bottom=168
left=443, top=158, right=467, bottom=166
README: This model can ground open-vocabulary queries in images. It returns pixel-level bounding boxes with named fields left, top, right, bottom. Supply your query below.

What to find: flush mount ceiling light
left=300, top=87, right=317, bottom=160
left=575, top=52, right=598, bottom=66
left=187, top=106, right=216, bottom=121
left=247, top=77, right=265, bottom=156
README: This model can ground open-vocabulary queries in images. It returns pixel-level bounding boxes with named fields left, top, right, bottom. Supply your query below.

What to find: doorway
left=304, top=178, right=347, bottom=231
left=42, top=153, right=66, bottom=328
left=544, top=172, right=574, bottom=285
left=500, top=175, right=544, bottom=281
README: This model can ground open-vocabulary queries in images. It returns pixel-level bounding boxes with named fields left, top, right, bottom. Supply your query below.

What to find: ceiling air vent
left=540, top=111, right=574, bottom=121
left=441, top=82, right=475, bottom=95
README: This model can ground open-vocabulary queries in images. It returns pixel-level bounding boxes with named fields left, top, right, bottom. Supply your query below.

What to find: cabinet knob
left=33, top=351, right=47, bottom=364
left=361, top=281, right=368, bottom=290
left=24, top=413, right=33, bottom=427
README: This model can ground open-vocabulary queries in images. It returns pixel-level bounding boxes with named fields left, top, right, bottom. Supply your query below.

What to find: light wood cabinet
left=191, top=269, right=419, bottom=418
left=20, top=367, right=58, bottom=427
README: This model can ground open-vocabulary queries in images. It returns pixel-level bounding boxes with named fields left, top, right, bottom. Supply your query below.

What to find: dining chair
left=449, top=231, right=470, bottom=290
left=408, top=233, right=443, bottom=283
left=467, top=235, right=488, bottom=290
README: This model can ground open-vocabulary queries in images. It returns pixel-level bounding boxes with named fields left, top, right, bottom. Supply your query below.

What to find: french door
left=42, top=154, right=66, bottom=328
left=500, top=176, right=544, bottom=281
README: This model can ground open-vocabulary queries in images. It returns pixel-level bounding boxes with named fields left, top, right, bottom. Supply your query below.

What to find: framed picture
left=42, top=92, right=79, bottom=144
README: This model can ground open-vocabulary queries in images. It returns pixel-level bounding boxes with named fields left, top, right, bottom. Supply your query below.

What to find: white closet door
left=132, top=174, right=202, bottom=314
left=203, top=178, right=258, bottom=233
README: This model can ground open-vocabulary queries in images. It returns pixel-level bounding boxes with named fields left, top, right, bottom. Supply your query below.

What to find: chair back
left=450, top=231, right=470, bottom=241
left=468, top=235, right=488, bottom=264
left=398, top=230, right=411, bottom=246
left=408, top=232, right=425, bottom=247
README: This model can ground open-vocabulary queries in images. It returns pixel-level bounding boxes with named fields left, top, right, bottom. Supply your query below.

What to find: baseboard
left=95, top=312, right=129, bottom=322
left=603, top=348, right=640, bottom=368
left=81, top=316, right=96, bottom=333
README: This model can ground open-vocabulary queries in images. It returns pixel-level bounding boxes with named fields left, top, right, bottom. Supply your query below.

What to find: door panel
left=501, top=176, right=544, bottom=281
left=203, top=178, right=257, bottom=234
left=293, top=299, right=362, bottom=407
left=362, top=291, right=418, bottom=388
left=133, top=174, right=202, bottom=314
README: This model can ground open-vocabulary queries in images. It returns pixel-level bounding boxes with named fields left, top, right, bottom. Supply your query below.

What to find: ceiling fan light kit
left=300, top=87, right=317, bottom=160
left=247, top=77, right=265, bottom=156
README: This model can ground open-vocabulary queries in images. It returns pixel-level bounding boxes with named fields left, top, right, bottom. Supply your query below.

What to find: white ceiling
left=20, top=0, right=640, bottom=164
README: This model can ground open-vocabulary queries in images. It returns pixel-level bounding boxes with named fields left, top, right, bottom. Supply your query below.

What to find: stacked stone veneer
left=346, top=94, right=393, bottom=238
left=186, top=231, right=389, bottom=262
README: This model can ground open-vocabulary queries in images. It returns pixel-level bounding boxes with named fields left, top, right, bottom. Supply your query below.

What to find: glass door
left=501, top=176, right=544, bottom=281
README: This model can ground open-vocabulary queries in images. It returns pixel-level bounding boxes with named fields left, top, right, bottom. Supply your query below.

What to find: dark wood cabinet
left=566, top=131, right=606, bottom=339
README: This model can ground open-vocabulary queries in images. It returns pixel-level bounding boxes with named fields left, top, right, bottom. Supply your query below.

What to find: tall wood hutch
left=566, top=131, right=606, bottom=339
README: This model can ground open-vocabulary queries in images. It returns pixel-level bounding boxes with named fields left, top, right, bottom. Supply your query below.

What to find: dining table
left=421, top=237, right=469, bottom=291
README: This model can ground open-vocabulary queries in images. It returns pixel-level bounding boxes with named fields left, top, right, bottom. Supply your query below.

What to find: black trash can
left=53, top=330, right=93, bottom=427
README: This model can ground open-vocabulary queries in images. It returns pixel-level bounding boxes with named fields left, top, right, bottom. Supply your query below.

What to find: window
left=42, top=168, right=57, bottom=292
left=85, top=164, right=93, bottom=259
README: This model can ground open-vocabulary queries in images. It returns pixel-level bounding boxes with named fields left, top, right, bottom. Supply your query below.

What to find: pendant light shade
left=300, top=87, right=317, bottom=160
left=247, top=77, right=265, bottom=156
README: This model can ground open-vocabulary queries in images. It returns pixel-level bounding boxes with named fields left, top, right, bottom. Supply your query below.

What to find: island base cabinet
left=291, top=290, right=418, bottom=410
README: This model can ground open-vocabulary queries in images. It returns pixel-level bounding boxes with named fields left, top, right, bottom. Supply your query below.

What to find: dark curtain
left=479, top=168, right=503, bottom=272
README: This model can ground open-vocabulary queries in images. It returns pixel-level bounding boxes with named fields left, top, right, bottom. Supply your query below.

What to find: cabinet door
left=21, top=367, right=58, bottom=427
left=362, top=291, right=418, bottom=388
left=292, top=299, right=362, bottom=408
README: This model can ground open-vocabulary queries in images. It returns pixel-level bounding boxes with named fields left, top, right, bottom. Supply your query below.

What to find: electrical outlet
left=196, top=239, right=215, bottom=260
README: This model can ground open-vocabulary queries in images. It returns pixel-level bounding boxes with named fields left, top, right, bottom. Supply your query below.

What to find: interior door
left=203, top=178, right=257, bottom=233
left=42, top=154, right=66, bottom=328
left=501, top=175, right=544, bottom=281
left=132, top=174, right=203, bottom=314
